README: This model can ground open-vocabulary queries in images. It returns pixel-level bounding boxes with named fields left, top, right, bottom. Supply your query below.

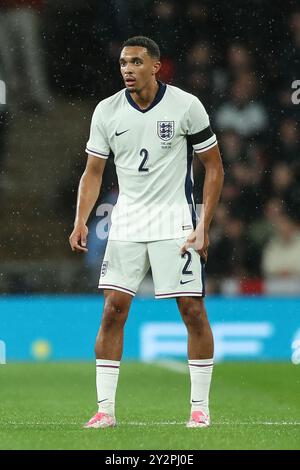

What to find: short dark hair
left=121, top=36, right=160, bottom=60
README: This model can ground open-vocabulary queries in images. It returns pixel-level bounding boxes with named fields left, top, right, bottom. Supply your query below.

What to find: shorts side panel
left=148, top=238, right=205, bottom=298
left=98, top=240, right=150, bottom=294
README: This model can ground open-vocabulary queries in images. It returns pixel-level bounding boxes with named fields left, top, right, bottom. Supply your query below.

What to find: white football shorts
left=98, top=238, right=205, bottom=299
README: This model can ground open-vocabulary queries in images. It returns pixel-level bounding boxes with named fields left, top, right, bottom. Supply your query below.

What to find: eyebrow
left=119, top=56, right=143, bottom=63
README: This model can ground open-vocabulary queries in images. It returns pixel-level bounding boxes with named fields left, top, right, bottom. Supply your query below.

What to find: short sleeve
left=85, top=104, right=110, bottom=159
left=186, top=98, right=217, bottom=153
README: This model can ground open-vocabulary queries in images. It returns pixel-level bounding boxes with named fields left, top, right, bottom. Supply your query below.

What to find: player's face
left=119, top=46, right=160, bottom=93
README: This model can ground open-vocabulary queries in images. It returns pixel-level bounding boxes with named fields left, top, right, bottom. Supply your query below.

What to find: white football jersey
left=86, top=82, right=217, bottom=241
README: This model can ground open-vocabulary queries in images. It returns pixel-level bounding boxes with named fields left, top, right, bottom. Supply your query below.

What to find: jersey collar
left=125, top=81, right=167, bottom=113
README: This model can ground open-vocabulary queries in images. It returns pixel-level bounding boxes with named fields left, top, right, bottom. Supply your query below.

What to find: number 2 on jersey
left=138, top=148, right=149, bottom=172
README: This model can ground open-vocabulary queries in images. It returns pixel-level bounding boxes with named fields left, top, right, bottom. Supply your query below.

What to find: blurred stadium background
left=0, top=0, right=300, bottom=450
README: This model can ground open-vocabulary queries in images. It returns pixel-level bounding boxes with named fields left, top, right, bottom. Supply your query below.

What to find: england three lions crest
left=157, top=121, right=175, bottom=141
left=101, top=261, right=108, bottom=277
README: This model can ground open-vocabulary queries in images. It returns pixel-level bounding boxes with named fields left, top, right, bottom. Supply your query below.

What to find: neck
left=131, top=80, right=159, bottom=110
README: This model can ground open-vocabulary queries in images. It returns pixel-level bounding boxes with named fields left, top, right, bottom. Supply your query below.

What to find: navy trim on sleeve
left=86, top=147, right=110, bottom=157
left=187, top=125, right=214, bottom=146
left=194, top=139, right=217, bottom=152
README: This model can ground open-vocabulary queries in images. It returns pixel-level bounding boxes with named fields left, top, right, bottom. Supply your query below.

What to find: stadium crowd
left=1, top=0, right=300, bottom=292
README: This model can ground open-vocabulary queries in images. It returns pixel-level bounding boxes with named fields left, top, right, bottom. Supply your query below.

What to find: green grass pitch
left=0, top=362, right=299, bottom=450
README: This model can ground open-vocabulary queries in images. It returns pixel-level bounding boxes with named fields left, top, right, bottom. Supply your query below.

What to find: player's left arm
left=181, top=143, right=224, bottom=260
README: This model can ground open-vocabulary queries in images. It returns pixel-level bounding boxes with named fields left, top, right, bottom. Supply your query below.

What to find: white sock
left=188, top=358, right=214, bottom=415
left=96, top=359, right=120, bottom=416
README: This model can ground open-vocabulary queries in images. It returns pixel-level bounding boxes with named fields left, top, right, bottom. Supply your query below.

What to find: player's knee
left=177, top=297, right=205, bottom=329
left=101, top=295, right=129, bottom=330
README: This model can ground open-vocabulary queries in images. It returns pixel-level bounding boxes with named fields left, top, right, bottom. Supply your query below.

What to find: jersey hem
left=107, top=232, right=193, bottom=243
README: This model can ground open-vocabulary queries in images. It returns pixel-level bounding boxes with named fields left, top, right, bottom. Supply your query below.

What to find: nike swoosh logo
left=192, top=399, right=201, bottom=403
left=115, top=129, right=129, bottom=136
left=180, top=279, right=195, bottom=285
left=98, top=399, right=108, bottom=403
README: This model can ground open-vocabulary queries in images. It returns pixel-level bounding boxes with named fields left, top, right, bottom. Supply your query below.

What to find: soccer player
left=69, top=36, right=224, bottom=428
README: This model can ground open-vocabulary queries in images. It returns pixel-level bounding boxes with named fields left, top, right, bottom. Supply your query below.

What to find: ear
left=152, top=61, right=161, bottom=75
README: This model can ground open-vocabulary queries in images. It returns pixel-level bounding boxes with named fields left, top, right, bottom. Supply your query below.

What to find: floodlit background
left=0, top=0, right=300, bottom=363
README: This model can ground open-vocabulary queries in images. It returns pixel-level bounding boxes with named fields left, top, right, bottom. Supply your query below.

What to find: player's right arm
left=69, top=155, right=107, bottom=253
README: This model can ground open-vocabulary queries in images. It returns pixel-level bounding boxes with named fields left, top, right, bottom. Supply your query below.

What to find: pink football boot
left=186, top=410, right=210, bottom=428
left=84, top=412, right=116, bottom=429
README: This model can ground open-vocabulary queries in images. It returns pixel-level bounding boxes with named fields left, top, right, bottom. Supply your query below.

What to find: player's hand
left=69, top=223, right=88, bottom=253
left=180, top=226, right=209, bottom=263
